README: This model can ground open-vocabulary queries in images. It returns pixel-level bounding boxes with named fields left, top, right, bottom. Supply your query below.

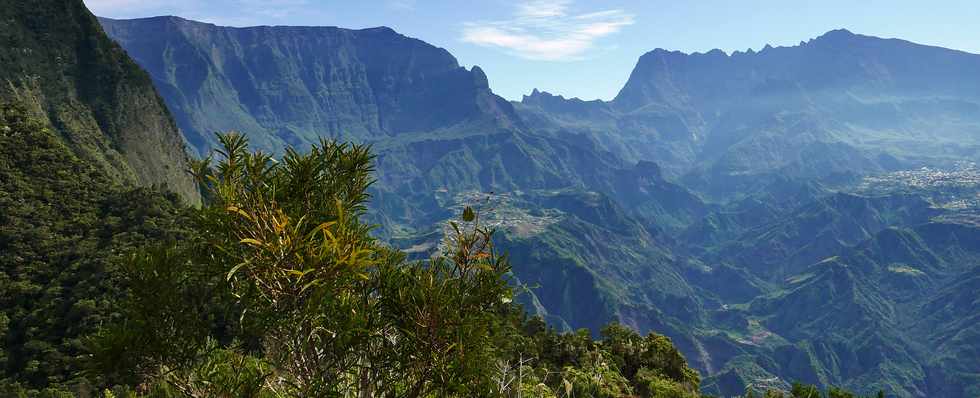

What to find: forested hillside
left=0, top=0, right=198, bottom=202
left=0, top=0, right=200, bottom=392
left=0, top=105, right=875, bottom=398
left=85, top=132, right=713, bottom=398
left=0, top=103, right=190, bottom=394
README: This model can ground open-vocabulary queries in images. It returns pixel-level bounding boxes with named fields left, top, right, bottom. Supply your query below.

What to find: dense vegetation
left=0, top=104, right=190, bottom=395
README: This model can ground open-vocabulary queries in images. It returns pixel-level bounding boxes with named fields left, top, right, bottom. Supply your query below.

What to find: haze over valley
left=2, top=1, right=980, bottom=397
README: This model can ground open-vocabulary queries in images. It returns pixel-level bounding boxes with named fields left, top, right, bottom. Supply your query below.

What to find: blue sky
left=84, top=0, right=980, bottom=101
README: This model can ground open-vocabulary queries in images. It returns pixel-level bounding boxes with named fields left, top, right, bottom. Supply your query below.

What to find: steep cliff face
left=0, top=0, right=198, bottom=203
left=96, top=15, right=707, bottom=240
left=100, top=16, right=520, bottom=156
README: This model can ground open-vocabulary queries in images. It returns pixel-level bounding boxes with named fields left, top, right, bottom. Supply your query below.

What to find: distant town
left=855, top=162, right=980, bottom=211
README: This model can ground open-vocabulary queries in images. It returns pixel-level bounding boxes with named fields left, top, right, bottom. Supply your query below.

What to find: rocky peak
left=811, top=28, right=858, bottom=44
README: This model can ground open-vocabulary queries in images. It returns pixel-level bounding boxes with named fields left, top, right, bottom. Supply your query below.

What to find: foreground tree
left=91, top=133, right=511, bottom=397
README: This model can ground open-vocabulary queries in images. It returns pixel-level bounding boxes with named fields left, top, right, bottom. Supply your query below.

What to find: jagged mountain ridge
left=613, top=29, right=980, bottom=113
left=518, top=29, right=980, bottom=198
left=93, top=17, right=705, bottom=238
left=98, top=15, right=706, bottom=226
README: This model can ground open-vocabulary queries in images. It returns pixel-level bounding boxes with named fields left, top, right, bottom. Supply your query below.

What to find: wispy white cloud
left=461, top=0, right=634, bottom=61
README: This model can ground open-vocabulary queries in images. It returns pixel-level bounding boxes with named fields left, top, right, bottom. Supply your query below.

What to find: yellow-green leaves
left=226, top=262, right=248, bottom=281
left=226, top=205, right=252, bottom=221
left=239, top=238, right=264, bottom=247
left=109, top=131, right=517, bottom=397
left=198, top=133, right=384, bottom=320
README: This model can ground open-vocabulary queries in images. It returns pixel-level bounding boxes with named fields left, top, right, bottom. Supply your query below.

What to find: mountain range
left=0, top=7, right=976, bottom=396
left=95, top=16, right=980, bottom=397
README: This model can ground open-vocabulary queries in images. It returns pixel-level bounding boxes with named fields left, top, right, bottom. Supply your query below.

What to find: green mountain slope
left=702, top=193, right=942, bottom=279
left=697, top=222, right=980, bottom=397
left=513, top=34, right=980, bottom=395
left=0, top=104, right=189, bottom=394
left=0, top=1, right=203, bottom=392
left=0, top=1, right=197, bottom=203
